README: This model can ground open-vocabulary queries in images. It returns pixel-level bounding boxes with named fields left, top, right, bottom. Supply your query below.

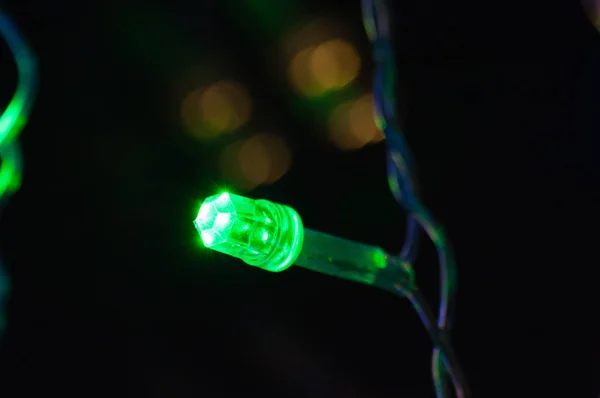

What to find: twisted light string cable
left=360, top=1, right=465, bottom=396
left=0, top=9, right=38, bottom=340
left=395, top=283, right=467, bottom=397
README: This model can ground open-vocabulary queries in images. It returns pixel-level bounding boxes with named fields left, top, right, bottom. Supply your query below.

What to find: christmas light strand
left=361, top=0, right=467, bottom=396
left=0, top=9, right=38, bottom=339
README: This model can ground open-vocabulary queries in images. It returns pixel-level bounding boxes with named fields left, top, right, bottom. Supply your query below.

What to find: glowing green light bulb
left=194, top=192, right=304, bottom=272
left=194, top=192, right=414, bottom=291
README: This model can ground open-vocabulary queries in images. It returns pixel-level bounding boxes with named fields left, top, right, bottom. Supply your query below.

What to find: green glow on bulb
left=194, top=192, right=304, bottom=272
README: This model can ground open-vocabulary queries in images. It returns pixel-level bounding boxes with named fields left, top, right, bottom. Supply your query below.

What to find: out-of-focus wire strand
left=0, top=9, right=38, bottom=206
left=360, top=1, right=465, bottom=396
left=0, top=9, right=39, bottom=340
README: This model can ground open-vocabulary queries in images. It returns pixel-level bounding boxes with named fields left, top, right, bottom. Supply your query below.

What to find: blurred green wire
left=0, top=9, right=38, bottom=205
left=0, top=9, right=38, bottom=339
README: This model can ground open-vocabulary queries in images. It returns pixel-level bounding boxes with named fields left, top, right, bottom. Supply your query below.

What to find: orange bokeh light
left=288, top=39, right=361, bottom=97
left=310, top=39, right=361, bottom=91
left=181, top=80, right=252, bottom=140
left=328, top=93, right=385, bottom=150
left=219, top=133, right=292, bottom=190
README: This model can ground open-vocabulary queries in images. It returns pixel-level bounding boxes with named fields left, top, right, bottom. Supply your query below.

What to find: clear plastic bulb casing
left=195, top=192, right=415, bottom=293
left=194, top=192, right=304, bottom=272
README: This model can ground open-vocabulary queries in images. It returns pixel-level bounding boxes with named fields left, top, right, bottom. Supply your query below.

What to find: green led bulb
left=194, top=192, right=415, bottom=291
left=194, top=192, right=304, bottom=272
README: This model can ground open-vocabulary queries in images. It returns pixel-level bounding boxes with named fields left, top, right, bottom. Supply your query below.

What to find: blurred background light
left=582, top=0, right=599, bottom=29
left=238, top=135, right=271, bottom=187
left=288, top=39, right=360, bottom=97
left=200, top=80, right=252, bottom=132
left=289, top=46, right=321, bottom=97
left=328, top=93, right=385, bottom=150
left=310, top=39, right=360, bottom=92
left=181, top=79, right=252, bottom=140
left=219, top=133, right=292, bottom=190
left=281, top=18, right=334, bottom=59
left=253, top=133, right=293, bottom=184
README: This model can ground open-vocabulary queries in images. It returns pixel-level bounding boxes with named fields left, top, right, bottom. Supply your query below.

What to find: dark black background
left=0, top=0, right=599, bottom=396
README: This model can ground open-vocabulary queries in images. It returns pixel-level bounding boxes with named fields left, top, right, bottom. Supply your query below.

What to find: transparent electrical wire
left=360, top=1, right=466, bottom=396
left=0, top=9, right=38, bottom=339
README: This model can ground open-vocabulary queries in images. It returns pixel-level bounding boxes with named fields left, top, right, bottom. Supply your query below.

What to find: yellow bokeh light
left=289, top=47, right=321, bottom=97
left=310, top=40, right=361, bottom=91
left=181, top=89, right=220, bottom=140
left=200, top=80, right=252, bottom=133
left=219, top=140, right=248, bottom=188
left=252, top=133, right=292, bottom=184
left=219, top=134, right=292, bottom=190
left=238, top=136, right=271, bottom=187
left=288, top=39, right=361, bottom=97
left=328, top=93, right=385, bottom=150
left=180, top=80, right=252, bottom=141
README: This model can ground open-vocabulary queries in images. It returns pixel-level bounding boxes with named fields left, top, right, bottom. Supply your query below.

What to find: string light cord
left=190, top=2, right=467, bottom=395
left=0, top=9, right=38, bottom=339
left=194, top=191, right=468, bottom=396
left=361, top=0, right=465, bottom=396
left=394, top=284, right=466, bottom=397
